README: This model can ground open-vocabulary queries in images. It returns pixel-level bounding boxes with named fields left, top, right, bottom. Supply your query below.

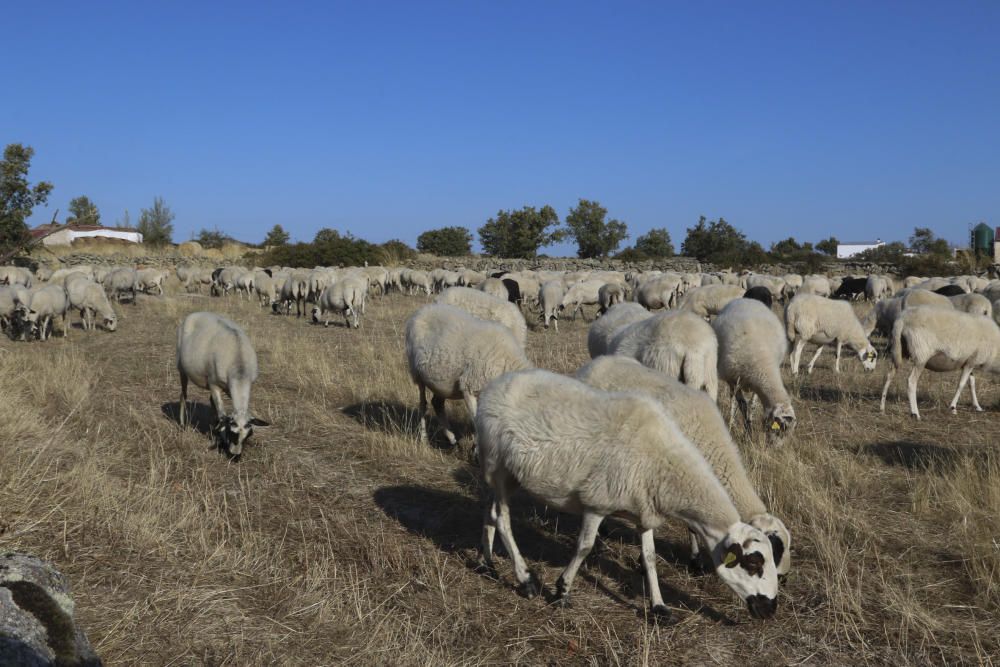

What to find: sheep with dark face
left=576, top=355, right=792, bottom=577
left=177, top=312, right=269, bottom=459
left=477, top=369, right=781, bottom=620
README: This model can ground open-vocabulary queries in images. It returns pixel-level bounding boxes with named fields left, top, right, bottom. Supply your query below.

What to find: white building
left=31, top=225, right=143, bottom=246
left=837, top=239, right=884, bottom=259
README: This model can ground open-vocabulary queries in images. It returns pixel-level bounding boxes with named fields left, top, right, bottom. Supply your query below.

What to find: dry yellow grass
left=0, top=290, right=998, bottom=665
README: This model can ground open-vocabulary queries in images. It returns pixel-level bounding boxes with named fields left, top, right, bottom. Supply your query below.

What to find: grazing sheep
left=436, top=287, right=527, bottom=348
left=478, top=278, right=509, bottom=302
left=865, top=275, right=893, bottom=301
left=275, top=271, right=309, bottom=316
left=75, top=281, right=118, bottom=331
left=713, top=299, right=795, bottom=439
left=864, top=296, right=903, bottom=337
left=597, top=282, right=626, bottom=315
left=104, top=268, right=138, bottom=305
left=501, top=278, right=522, bottom=305
left=949, top=292, right=992, bottom=318
left=608, top=310, right=719, bottom=400
left=23, top=285, right=70, bottom=340
left=680, top=284, right=745, bottom=319
left=176, top=312, right=269, bottom=458
left=312, top=276, right=367, bottom=328
left=538, top=280, right=564, bottom=331
left=784, top=294, right=877, bottom=374
left=405, top=304, right=530, bottom=447
left=0, top=286, right=19, bottom=333
left=637, top=273, right=683, bottom=310
left=745, top=275, right=785, bottom=302
left=476, top=369, right=780, bottom=619
left=934, top=284, right=966, bottom=298
left=833, top=277, right=867, bottom=300
left=576, top=355, right=791, bottom=575
left=902, top=288, right=953, bottom=311
left=880, top=307, right=1000, bottom=418
left=742, top=286, right=773, bottom=309
left=408, top=270, right=432, bottom=295
left=559, top=279, right=604, bottom=321
left=798, top=275, right=832, bottom=297
left=587, top=302, right=651, bottom=358
left=0, top=265, right=32, bottom=287
left=136, top=268, right=167, bottom=295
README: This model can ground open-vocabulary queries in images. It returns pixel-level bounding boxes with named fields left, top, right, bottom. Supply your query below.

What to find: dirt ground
left=1, top=286, right=997, bottom=665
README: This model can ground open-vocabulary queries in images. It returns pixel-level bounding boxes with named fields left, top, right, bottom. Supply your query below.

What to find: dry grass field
left=1, top=285, right=998, bottom=665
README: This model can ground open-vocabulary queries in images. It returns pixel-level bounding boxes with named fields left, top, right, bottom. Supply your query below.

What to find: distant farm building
left=31, top=224, right=144, bottom=246
left=837, top=239, right=884, bottom=259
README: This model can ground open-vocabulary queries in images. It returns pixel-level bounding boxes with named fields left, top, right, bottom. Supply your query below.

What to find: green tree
left=681, top=216, right=767, bottom=267
left=417, top=226, right=473, bottom=256
left=264, top=224, right=290, bottom=246
left=815, top=236, right=839, bottom=256
left=478, top=205, right=560, bottom=258
left=909, top=227, right=950, bottom=256
left=563, top=198, right=628, bottom=258
left=0, top=143, right=53, bottom=256
left=196, top=227, right=233, bottom=249
left=66, top=195, right=100, bottom=226
left=137, top=196, right=175, bottom=246
left=634, top=228, right=674, bottom=258
left=854, top=241, right=907, bottom=263
left=378, top=239, right=416, bottom=265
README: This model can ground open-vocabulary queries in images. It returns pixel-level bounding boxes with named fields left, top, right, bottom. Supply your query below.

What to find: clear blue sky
left=5, top=1, right=999, bottom=254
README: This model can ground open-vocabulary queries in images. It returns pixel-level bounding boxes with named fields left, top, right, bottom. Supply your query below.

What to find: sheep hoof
left=520, top=571, right=542, bottom=599
left=650, top=604, right=671, bottom=622
left=555, top=577, right=570, bottom=605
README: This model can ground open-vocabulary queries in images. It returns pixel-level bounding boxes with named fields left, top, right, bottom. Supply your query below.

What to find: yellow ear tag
left=770, top=421, right=781, bottom=431
left=723, top=551, right=738, bottom=567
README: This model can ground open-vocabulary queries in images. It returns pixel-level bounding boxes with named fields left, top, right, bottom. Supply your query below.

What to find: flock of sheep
left=3, top=259, right=999, bottom=621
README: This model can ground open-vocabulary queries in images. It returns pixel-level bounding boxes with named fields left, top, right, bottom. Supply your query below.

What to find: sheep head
left=215, top=414, right=270, bottom=460
left=859, top=345, right=878, bottom=371
left=713, top=522, right=779, bottom=619
left=764, top=404, right=796, bottom=442
left=749, top=514, right=791, bottom=577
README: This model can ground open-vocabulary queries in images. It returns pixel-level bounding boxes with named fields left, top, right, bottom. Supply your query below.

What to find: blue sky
left=5, top=1, right=999, bottom=254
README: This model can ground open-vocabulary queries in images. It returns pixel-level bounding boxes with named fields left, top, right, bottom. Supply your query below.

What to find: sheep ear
left=249, top=417, right=270, bottom=427
left=723, top=543, right=743, bottom=568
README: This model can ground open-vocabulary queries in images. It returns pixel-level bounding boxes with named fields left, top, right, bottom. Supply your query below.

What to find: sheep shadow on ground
left=341, top=399, right=470, bottom=450
left=161, top=401, right=216, bottom=437
left=856, top=440, right=992, bottom=472
left=376, top=479, right=731, bottom=624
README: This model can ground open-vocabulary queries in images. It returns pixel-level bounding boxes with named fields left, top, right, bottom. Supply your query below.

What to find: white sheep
left=476, top=368, right=780, bottom=619
left=0, top=266, right=32, bottom=287
left=559, top=279, right=605, bottom=321
left=637, top=273, right=683, bottom=310
left=902, top=288, right=953, bottom=311
left=608, top=310, right=719, bottom=400
left=103, top=268, right=138, bottom=304
left=679, top=284, right=745, bottom=319
left=275, top=271, right=309, bottom=316
left=23, top=285, right=70, bottom=340
left=538, top=280, right=564, bottom=331
left=177, top=312, right=269, bottom=458
left=576, top=355, right=791, bottom=575
left=880, top=306, right=1000, bottom=418
left=312, top=276, right=367, bottom=328
left=405, top=304, right=530, bottom=447
left=586, top=302, right=652, bottom=358
left=597, top=282, right=626, bottom=314
left=798, top=275, right=831, bottom=297
left=136, top=268, right=167, bottom=295
left=713, top=299, right=796, bottom=439
left=478, top=277, right=509, bottom=302
left=436, top=287, right=527, bottom=348
left=865, top=275, right=894, bottom=301
left=784, top=294, right=877, bottom=375
left=65, top=275, right=117, bottom=332
left=949, top=292, right=992, bottom=318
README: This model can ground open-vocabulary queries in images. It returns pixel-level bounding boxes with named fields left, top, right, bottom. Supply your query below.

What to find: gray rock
left=0, top=552, right=101, bottom=666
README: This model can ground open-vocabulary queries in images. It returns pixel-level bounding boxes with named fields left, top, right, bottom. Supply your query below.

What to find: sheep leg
left=480, top=495, right=498, bottom=568
left=179, top=373, right=189, bottom=426
left=834, top=340, right=843, bottom=373
left=790, top=339, right=805, bottom=375
left=806, top=345, right=824, bottom=374
left=555, top=511, right=604, bottom=605
left=463, top=392, right=479, bottom=456
left=949, top=366, right=975, bottom=414
left=880, top=366, right=895, bottom=413
left=640, top=529, right=670, bottom=617
left=417, top=383, right=429, bottom=443
left=907, top=365, right=923, bottom=419
left=431, top=395, right=457, bottom=446
left=209, top=386, right=226, bottom=423
left=494, top=482, right=540, bottom=597
left=969, top=374, right=983, bottom=412
left=688, top=529, right=701, bottom=568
